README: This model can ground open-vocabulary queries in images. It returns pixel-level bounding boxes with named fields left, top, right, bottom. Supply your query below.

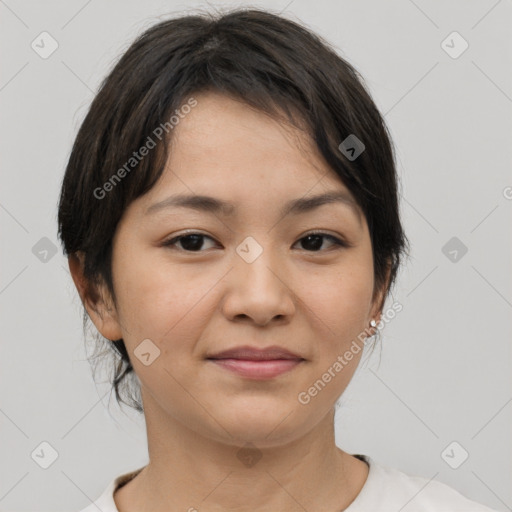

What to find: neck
left=115, top=395, right=368, bottom=512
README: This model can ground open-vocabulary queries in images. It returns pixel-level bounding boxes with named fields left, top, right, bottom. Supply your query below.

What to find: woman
left=58, top=7, right=498, bottom=511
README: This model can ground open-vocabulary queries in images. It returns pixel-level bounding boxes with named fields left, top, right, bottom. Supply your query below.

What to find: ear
left=68, top=251, right=123, bottom=341
left=368, top=260, right=392, bottom=329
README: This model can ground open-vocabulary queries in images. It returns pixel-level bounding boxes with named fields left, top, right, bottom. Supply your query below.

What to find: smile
left=207, top=358, right=304, bottom=379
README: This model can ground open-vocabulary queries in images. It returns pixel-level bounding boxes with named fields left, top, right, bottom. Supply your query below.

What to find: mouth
left=206, top=345, right=305, bottom=380
left=207, top=358, right=304, bottom=379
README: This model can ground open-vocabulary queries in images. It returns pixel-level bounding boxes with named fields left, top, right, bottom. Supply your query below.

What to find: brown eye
left=163, top=233, right=217, bottom=252
left=162, top=231, right=348, bottom=253
left=295, top=233, right=347, bottom=252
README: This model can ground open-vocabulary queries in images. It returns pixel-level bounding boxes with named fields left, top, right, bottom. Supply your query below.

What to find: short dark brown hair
left=57, top=7, right=409, bottom=412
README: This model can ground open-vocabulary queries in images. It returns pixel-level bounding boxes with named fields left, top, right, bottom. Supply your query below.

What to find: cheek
left=300, top=256, right=374, bottom=342
left=112, top=246, right=221, bottom=343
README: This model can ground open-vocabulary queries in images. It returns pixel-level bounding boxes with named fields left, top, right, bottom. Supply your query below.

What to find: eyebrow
left=145, top=191, right=361, bottom=224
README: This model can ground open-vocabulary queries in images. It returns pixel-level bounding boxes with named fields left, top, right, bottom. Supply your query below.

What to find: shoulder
left=76, top=478, right=117, bottom=512
left=76, top=467, right=145, bottom=512
left=350, top=455, right=499, bottom=512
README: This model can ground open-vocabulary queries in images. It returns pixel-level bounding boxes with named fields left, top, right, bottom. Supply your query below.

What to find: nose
left=221, top=242, right=296, bottom=327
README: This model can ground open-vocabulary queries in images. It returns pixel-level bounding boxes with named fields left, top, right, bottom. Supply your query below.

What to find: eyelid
left=301, top=229, right=349, bottom=244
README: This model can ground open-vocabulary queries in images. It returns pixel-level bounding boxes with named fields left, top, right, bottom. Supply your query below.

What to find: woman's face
left=85, top=91, right=384, bottom=447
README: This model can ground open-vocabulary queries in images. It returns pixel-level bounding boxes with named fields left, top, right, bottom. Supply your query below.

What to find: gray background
left=1, top=0, right=511, bottom=510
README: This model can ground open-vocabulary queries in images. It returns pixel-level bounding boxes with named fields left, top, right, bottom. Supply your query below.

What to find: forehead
left=168, top=91, right=322, bottom=175
left=137, top=91, right=362, bottom=223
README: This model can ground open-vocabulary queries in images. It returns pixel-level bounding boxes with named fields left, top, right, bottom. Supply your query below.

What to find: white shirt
left=78, top=454, right=499, bottom=511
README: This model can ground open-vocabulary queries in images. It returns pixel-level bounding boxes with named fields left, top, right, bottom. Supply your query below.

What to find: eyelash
left=161, top=230, right=349, bottom=253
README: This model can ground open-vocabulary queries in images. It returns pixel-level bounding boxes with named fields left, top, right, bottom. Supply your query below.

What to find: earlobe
left=67, top=252, right=123, bottom=341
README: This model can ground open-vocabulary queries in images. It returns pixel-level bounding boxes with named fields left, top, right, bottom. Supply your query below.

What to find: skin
left=69, top=91, right=389, bottom=511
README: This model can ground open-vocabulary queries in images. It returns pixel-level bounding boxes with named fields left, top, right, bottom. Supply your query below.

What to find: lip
left=208, top=358, right=304, bottom=379
left=206, top=345, right=303, bottom=361
left=206, top=345, right=305, bottom=380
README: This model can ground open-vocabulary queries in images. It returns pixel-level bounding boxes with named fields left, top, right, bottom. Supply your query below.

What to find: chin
left=213, top=402, right=307, bottom=445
